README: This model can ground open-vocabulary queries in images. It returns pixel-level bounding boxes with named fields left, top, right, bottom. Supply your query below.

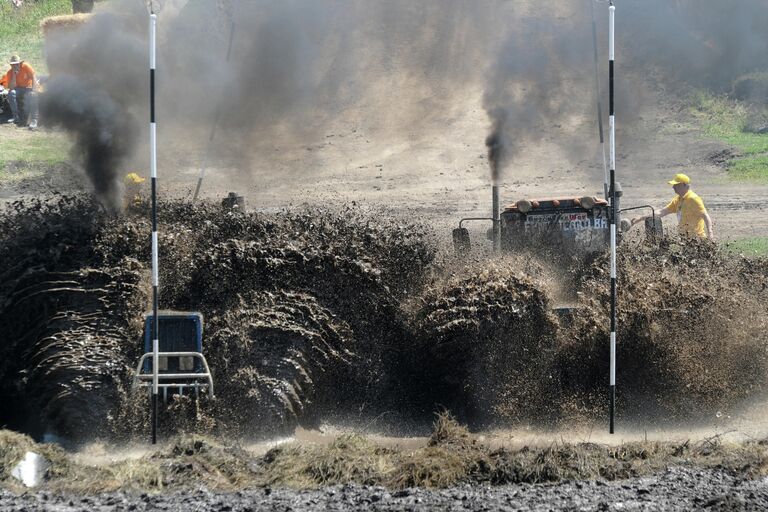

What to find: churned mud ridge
left=561, top=238, right=768, bottom=423
left=413, top=261, right=560, bottom=427
left=5, top=469, right=767, bottom=512
left=0, top=196, right=437, bottom=441
left=2, top=196, right=768, bottom=441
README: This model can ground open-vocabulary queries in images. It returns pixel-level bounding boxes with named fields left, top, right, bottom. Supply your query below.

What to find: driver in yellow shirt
left=632, top=173, right=715, bottom=240
left=124, top=172, right=145, bottom=208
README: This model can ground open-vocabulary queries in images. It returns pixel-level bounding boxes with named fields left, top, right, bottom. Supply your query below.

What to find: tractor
left=132, top=311, right=214, bottom=402
left=453, top=186, right=663, bottom=257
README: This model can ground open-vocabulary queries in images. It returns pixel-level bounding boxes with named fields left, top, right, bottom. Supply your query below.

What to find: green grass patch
left=0, top=127, right=70, bottom=184
left=0, top=0, right=73, bottom=75
left=727, top=154, right=768, bottom=181
left=724, top=237, right=768, bottom=257
left=0, top=129, right=69, bottom=164
left=690, top=90, right=768, bottom=182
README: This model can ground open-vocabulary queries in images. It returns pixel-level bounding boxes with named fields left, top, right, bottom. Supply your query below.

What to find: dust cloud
left=38, top=0, right=768, bottom=203
left=482, top=0, right=768, bottom=180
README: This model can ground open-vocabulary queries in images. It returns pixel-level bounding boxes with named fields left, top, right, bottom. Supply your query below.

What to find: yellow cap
left=668, top=173, right=691, bottom=185
left=124, top=172, right=146, bottom=184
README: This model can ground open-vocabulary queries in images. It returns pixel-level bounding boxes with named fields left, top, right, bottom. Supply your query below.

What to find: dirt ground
left=2, top=75, right=766, bottom=242
left=166, top=78, right=768, bottom=242
left=2, top=467, right=768, bottom=511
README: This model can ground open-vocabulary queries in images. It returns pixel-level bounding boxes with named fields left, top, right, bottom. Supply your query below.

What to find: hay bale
left=40, top=14, right=93, bottom=37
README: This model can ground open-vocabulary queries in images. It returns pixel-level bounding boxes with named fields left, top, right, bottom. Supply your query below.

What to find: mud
left=0, top=197, right=145, bottom=440
left=413, top=262, right=559, bottom=427
left=3, top=468, right=768, bottom=512
left=1, top=197, right=768, bottom=443
left=0, top=197, right=435, bottom=441
left=562, top=238, right=768, bottom=424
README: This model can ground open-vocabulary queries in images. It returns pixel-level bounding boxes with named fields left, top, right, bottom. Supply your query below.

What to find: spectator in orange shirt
left=0, top=55, right=38, bottom=129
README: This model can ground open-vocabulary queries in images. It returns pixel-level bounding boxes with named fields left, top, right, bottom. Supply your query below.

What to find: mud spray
left=1, top=197, right=767, bottom=444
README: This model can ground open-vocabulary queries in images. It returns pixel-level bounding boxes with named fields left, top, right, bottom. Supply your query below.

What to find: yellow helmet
left=124, top=172, right=146, bottom=184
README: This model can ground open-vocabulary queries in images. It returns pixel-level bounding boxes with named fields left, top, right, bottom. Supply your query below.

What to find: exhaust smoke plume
left=481, top=6, right=598, bottom=182
left=41, top=5, right=147, bottom=211
left=485, top=110, right=508, bottom=185
left=41, top=76, right=138, bottom=210
left=481, top=0, right=768, bottom=182
left=40, top=0, right=768, bottom=199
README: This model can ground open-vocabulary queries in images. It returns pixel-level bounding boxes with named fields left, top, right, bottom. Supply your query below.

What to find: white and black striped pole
left=592, top=0, right=609, bottom=201
left=192, top=20, right=236, bottom=201
left=608, top=1, right=617, bottom=435
left=149, top=10, right=160, bottom=445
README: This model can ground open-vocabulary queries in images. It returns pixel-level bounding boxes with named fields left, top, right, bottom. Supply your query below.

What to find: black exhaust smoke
left=485, top=109, right=508, bottom=185
left=41, top=75, right=138, bottom=211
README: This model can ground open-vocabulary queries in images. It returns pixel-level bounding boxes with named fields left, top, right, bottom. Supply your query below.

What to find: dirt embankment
left=0, top=197, right=767, bottom=443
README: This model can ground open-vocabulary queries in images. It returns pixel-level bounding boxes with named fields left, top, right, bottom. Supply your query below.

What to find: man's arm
left=25, top=64, right=35, bottom=90
left=703, top=211, right=715, bottom=240
left=631, top=206, right=672, bottom=227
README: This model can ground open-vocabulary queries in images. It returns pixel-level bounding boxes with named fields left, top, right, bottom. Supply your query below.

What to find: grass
left=3, top=414, right=768, bottom=493
left=689, top=90, right=768, bottom=182
left=0, top=0, right=73, bottom=75
left=724, top=237, right=768, bottom=257
left=0, top=1, right=75, bottom=187
left=0, top=127, right=70, bottom=184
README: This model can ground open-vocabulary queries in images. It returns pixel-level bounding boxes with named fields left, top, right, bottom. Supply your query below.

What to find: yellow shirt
left=665, top=190, right=708, bottom=239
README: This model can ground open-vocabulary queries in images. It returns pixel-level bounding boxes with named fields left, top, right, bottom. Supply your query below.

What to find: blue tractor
left=133, top=311, right=214, bottom=402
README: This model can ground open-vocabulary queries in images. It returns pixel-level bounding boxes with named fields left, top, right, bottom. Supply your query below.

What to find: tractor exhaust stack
left=492, top=184, right=501, bottom=252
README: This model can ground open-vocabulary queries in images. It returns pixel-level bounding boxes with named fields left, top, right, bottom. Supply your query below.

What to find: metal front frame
left=133, top=351, right=215, bottom=400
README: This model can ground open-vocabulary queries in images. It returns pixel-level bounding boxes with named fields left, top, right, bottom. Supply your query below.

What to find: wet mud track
left=2, top=467, right=767, bottom=511
left=1, top=196, right=768, bottom=442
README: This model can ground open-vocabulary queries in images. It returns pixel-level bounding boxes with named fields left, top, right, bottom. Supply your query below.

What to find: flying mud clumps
left=203, top=291, right=355, bottom=436
left=0, top=197, right=146, bottom=440
left=2, top=196, right=768, bottom=442
left=561, top=239, right=768, bottom=424
left=0, top=197, right=435, bottom=442
left=414, top=262, right=560, bottom=428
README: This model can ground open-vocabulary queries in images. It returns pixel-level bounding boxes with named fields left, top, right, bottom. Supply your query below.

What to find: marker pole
left=192, top=20, right=237, bottom=201
left=149, top=11, right=160, bottom=445
left=592, top=0, right=608, bottom=200
left=492, top=184, right=500, bottom=252
left=608, top=1, right=617, bottom=435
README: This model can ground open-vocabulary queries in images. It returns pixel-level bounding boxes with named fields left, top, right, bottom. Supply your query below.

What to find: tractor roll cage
left=133, top=351, right=214, bottom=401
